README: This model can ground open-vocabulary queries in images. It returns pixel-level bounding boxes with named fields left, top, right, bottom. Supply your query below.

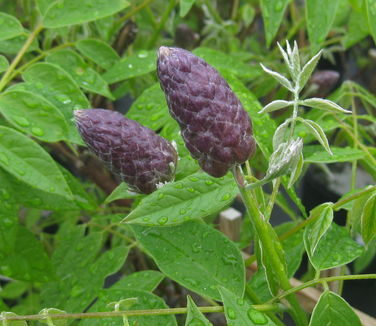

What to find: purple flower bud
left=75, top=109, right=177, bottom=194
left=309, top=70, right=340, bottom=97
left=157, top=46, right=256, bottom=177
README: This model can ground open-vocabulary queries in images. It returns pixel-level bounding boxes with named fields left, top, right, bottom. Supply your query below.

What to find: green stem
left=203, top=0, right=222, bottom=24
left=8, top=42, right=74, bottom=81
left=245, top=285, right=285, bottom=326
left=270, top=274, right=376, bottom=303
left=0, top=22, right=43, bottom=92
left=118, top=0, right=155, bottom=24
left=0, top=303, right=277, bottom=322
left=233, top=166, right=308, bottom=326
left=147, top=0, right=176, bottom=48
left=265, top=178, right=282, bottom=219
left=231, top=0, right=239, bottom=20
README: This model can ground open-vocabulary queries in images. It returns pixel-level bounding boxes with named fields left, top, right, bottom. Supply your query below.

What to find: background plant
left=0, top=0, right=375, bottom=326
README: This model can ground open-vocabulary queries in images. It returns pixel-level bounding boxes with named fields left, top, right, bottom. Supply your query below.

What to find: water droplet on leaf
left=248, top=309, right=268, bottom=324
left=14, top=116, right=30, bottom=127
left=31, top=127, right=45, bottom=136
left=157, top=216, right=168, bottom=225
left=227, top=307, right=236, bottom=319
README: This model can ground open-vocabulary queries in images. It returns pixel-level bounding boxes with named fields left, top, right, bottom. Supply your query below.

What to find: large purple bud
left=157, top=46, right=256, bottom=177
left=75, top=109, right=177, bottom=194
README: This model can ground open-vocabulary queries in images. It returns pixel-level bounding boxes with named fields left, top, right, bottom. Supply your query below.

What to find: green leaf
left=46, top=50, right=113, bottom=99
left=0, top=33, right=39, bottom=54
left=296, top=118, right=332, bottom=155
left=43, top=0, right=130, bottom=28
left=80, top=289, right=177, bottom=326
left=103, top=50, right=156, bottom=84
left=354, top=238, right=376, bottom=273
left=132, top=220, right=245, bottom=301
left=258, top=222, right=287, bottom=296
left=219, top=287, right=277, bottom=325
left=309, top=223, right=363, bottom=270
left=0, top=55, right=9, bottom=73
left=104, top=182, right=135, bottom=204
left=127, top=83, right=170, bottom=130
left=303, top=146, right=365, bottom=163
left=366, top=0, right=376, bottom=45
left=288, top=152, right=304, bottom=188
left=123, top=172, right=238, bottom=226
left=76, top=38, right=120, bottom=70
left=259, top=100, right=292, bottom=114
left=298, top=50, right=322, bottom=91
left=0, top=210, right=55, bottom=282
left=22, top=62, right=90, bottom=144
left=260, top=63, right=293, bottom=91
left=306, top=0, right=340, bottom=53
left=302, top=98, right=351, bottom=113
left=222, top=72, right=276, bottom=157
left=0, top=164, right=95, bottom=211
left=0, top=12, right=24, bottom=41
left=39, top=308, right=67, bottom=326
left=180, top=0, right=196, bottom=17
left=276, top=222, right=305, bottom=277
left=0, top=126, right=72, bottom=198
left=185, top=296, right=213, bottom=326
left=260, top=0, right=291, bottom=47
left=36, top=0, right=51, bottom=15
left=304, top=203, right=333, bottom=257
left=0, top=281, right=29, bottom=299
left=344, top=5, right=369, bottom=48
left=193, top=47, right=262, bottom=80
left=111, top=270, right=164, bottom=292
left=361, top=191, right=376, bottom=244
left=0, top=90, right=69, bottom=142
left=0, top=312, right=28, bottom=326
left=41, top=222, right=129, bottom=312
left=310, top=291, right=361, bottom=326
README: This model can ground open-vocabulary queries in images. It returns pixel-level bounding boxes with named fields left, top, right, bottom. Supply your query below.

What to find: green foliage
left=0, top=1, right=375, bottom=325
left=310, top=291, right=361, bottom=326
left=132, top=221, right=245, bottom=300
left=124, top=172, right=238, bottom=226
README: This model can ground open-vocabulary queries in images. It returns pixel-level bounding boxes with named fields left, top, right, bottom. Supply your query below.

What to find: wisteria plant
left=0, top=2, right=376, bottom=326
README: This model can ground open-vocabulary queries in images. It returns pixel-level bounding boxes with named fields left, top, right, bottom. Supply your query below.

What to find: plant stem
left=147, top=0, right=176, bottom=48
left=0, top=303, right=279, bottom=322
left=118, top=0, right=155, bottom=24
left=245, top=285, right=285, bottom=326
left=233, top=166, right=308, bottom=326
left=0, top=22, right=43, bottom=92
left=265, top=178, right=282, bottom=219
left=270, top=274, right=376, bottom=303
left=203, top=0, right=222, bottom=24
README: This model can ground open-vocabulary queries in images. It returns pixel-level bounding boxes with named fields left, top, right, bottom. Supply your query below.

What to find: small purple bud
left=75, top=109, right=177, bottom=194
left=157, top=46, right=256, bottom=177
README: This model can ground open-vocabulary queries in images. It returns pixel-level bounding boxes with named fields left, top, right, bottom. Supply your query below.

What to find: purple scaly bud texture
left=157, top=46, right=256, bottom=177
left=75, top=109, right=177, bottom=194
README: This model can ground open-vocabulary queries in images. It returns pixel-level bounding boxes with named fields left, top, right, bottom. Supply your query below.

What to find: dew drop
left=75, top=67, right=85, bottom=76
left=142, top=217, right=150, bottom=222
left=187, top=187, right=195, bottom=193
left=31, top=127, right=45, bottom=136
left=30, top=197, right=43, bottom=206
left=15, top=167, right=25, bottom=176
left=14, top=116, right=30, bottom=127
left=191, top=242, right=202, bottom=253
left=138, top=50, right=148, bottom=58
left=70, top=285, right=84, bottom=297
left=236, top=298, right=245, bottom=306
left=157, top=216, right=168, bottom=225
left=248, top=309, right=268, bottom=325
left=222, top=253, right=238, bottom=266
left=221, top=193, right=231, bottom=201
left=226, top=307, right=236, bottom=320
left=205, top=180, right=214, bottom=185
left=174, top=183, right=183, bottom=189
left=189, top=176, right=199, bottom=182
left=158, top=193, right=165, bottom=199
left=179, top=208, right=187, bottom=215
